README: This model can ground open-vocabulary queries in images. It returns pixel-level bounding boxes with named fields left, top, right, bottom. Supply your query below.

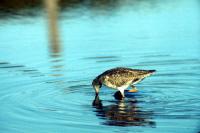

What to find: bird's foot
left=128, top=89, right=138, bottom=93
left=129, top=85, right=138, bottom=93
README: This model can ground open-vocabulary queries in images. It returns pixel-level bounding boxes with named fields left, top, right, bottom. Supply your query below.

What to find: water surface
left=0, top=0, right=200, bottom=133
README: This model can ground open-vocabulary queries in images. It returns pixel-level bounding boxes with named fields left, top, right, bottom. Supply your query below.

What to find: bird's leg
left=117, top=87, right=125, bottom=98
left=128, top=85, right=138, bottom=93
left=119, top=90, right=125, bottom=98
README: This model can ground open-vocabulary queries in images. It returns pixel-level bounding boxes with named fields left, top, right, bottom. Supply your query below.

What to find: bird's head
left=92, top=78, right=102, bottom=95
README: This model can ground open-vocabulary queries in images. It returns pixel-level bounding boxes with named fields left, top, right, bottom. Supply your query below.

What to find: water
left=0, top=0, right=200, bottom=133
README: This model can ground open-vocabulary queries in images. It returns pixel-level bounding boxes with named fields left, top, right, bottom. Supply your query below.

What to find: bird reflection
left=92, top=92, right=156, bottom=127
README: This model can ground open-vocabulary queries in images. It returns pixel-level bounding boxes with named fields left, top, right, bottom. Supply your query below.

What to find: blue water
left=0, top=0, right=200, bottom=133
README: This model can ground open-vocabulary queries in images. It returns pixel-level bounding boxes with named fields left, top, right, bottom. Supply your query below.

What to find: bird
left=92, top=67, right=156, bottom=98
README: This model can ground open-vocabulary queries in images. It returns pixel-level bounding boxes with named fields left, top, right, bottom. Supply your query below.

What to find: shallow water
left=0, top=0, right=200, bottom=133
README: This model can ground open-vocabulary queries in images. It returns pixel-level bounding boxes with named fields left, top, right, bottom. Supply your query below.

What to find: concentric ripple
left=0, top=0, right=200, bottom=133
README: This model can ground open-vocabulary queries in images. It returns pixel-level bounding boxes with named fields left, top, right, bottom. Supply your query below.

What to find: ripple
left=96, top=59, right=120, bottom=63
left=0, top=61, right=45, bottom=78
left=141, top=54, right=171, bottom=58
left=0, top=62, right=9, bottom=65
left=154, top=72, right=200, bottom=77
left=83, top=55, right=121, bottom=63
left=136, top=58, right=200, bottom=66
left=0, top=65, right=24, bottom=68
left=83, top=56, right=119, bottom=59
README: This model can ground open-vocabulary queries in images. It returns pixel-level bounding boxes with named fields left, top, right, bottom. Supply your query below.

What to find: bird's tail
left=140, top=69, right=156, bottom=78
left=148, top=70, right=156, bottom=74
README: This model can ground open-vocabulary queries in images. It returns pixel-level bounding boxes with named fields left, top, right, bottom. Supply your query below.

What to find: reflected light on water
left=44, top=0, right=61, bottom=54
left=44, top=0, right=64, bottom=78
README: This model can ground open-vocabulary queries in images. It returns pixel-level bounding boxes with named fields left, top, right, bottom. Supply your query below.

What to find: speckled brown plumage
left=92, top=67, right=156, bottom=97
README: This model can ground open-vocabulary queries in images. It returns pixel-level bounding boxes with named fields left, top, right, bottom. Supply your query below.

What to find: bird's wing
left=102, top=68, right=151, bottom=87
left=102, top=75, right=132, bottom=88
left=102, top=70, right=134, bottom=87
left=103, top=67, right=150, bottom=77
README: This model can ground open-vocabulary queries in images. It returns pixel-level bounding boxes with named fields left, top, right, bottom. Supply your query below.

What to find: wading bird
left=92, top=67, right=156, bottom=98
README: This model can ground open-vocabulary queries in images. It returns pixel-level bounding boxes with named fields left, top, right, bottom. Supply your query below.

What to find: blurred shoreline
left=0, top=0, right=169, bottom=19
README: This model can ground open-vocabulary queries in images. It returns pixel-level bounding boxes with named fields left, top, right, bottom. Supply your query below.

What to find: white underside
left=117, top=85, right=129, bottom=97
